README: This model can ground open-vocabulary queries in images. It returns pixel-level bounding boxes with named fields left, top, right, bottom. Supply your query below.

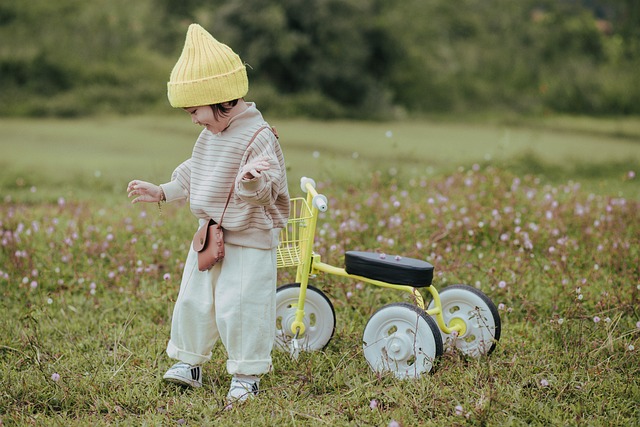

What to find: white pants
left=166, top=243, right=277, bottom=375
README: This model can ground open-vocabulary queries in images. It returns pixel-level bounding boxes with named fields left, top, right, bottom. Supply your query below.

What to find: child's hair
left=210, top=99, right=239, bottom=120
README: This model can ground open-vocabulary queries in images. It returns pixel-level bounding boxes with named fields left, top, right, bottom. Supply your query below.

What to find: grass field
left=1, top=115, right=639, bottom=426
left=1, top=114, right=639, bottom=201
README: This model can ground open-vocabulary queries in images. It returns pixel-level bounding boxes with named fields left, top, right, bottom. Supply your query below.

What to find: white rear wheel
left=275, top=284, right=335, bottom=352
left=363, top=303, right=442, bottom=379
left=428, top=285, right=501, bottom=357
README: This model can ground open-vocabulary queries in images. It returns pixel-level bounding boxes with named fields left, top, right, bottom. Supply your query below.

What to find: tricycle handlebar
left=300, top=177, right=328, bottom=212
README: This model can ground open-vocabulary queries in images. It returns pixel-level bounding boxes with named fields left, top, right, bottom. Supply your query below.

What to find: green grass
left=1, top=114, right=638, bottom=201
left=1, top=115, right=639, bottom=426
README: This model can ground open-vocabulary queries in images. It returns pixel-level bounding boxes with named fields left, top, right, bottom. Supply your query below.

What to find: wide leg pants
left=166, top=243, right=277, bottom=375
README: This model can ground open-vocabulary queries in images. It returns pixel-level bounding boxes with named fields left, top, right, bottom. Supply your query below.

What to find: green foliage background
left=1, top=0, right=639, bottom=118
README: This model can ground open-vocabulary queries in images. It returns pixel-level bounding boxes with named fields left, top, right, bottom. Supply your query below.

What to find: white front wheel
left=275, top=284, right=335, bottom=352
left=363, top=303, right=443, bottom=379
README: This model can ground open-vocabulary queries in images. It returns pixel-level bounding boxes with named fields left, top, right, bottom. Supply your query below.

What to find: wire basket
left=277, top=197, right=313, bottom=268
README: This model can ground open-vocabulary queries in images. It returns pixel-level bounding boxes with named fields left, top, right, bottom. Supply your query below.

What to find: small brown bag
left=193, top=219, right=225, bottom=271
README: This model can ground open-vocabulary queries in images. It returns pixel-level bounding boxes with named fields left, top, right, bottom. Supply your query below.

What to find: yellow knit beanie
left=167, top=24, right=248, bottom=108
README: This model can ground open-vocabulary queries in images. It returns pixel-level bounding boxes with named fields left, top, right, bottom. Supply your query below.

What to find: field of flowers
left=1, top=163, right=638, bottom=425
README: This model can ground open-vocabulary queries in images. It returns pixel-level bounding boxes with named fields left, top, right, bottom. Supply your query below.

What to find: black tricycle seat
left=344, top=251, right=434, bottom=287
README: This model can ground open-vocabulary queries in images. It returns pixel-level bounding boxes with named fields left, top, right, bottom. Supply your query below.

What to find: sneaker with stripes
left=226, top=374, right=259, bottom=403
left=163, top=362, right=202, bottom=388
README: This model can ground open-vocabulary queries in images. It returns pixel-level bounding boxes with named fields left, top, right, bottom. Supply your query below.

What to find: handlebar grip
left=300, top=177, right=316, bottom=193
left=312, top=194, right=328, bottom=212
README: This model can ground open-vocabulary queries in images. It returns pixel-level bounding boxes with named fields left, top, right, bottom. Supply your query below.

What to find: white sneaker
left=226, top=374, right=259, bottom=403
left=163, top=362, right=202, bottom=388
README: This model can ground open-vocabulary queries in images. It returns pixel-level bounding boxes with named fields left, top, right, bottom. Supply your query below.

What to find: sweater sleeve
left=160, top=159, right=191, bottom=203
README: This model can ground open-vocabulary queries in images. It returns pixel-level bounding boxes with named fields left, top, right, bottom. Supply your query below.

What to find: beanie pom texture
left=167, top=24, right=248, bottom=108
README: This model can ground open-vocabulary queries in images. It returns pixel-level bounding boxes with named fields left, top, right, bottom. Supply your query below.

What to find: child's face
left=185, top=106, right=225, bottom=133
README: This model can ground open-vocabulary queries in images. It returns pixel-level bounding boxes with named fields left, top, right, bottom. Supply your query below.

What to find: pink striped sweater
left=160, top=103, right=289, bottom=249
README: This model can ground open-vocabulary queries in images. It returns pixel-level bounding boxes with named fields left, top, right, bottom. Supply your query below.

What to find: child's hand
left=241, top=156, right=271, bottom=180
left=127, top=180, right=164, bottom=204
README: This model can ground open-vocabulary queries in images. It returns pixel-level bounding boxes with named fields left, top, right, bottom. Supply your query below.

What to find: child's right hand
left=127, top=180, right=164, bottom=204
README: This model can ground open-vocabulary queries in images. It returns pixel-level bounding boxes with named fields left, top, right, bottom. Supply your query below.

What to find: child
left=126, top=23, right=289, bottom=403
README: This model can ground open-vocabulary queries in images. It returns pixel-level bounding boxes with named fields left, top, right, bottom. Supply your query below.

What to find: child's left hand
left=241, top=156, right=271, bottom=180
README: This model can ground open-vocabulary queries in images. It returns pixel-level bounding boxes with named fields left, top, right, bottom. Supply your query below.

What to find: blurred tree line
left=0, top=0, right=638, bottom=118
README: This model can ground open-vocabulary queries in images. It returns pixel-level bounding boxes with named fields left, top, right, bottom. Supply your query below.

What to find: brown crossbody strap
left=218, top=125, right=272, bottom=226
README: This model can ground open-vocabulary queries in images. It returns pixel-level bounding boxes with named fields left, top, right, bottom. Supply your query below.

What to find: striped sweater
left=160, top=103, right=289, bottom=249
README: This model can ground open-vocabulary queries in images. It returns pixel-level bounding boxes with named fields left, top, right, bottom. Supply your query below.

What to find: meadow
left=0, top=115, right=639, bottom=426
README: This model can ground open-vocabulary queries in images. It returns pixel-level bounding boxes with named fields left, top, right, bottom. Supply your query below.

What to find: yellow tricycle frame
left=276, top=178, right=466, bottom=340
